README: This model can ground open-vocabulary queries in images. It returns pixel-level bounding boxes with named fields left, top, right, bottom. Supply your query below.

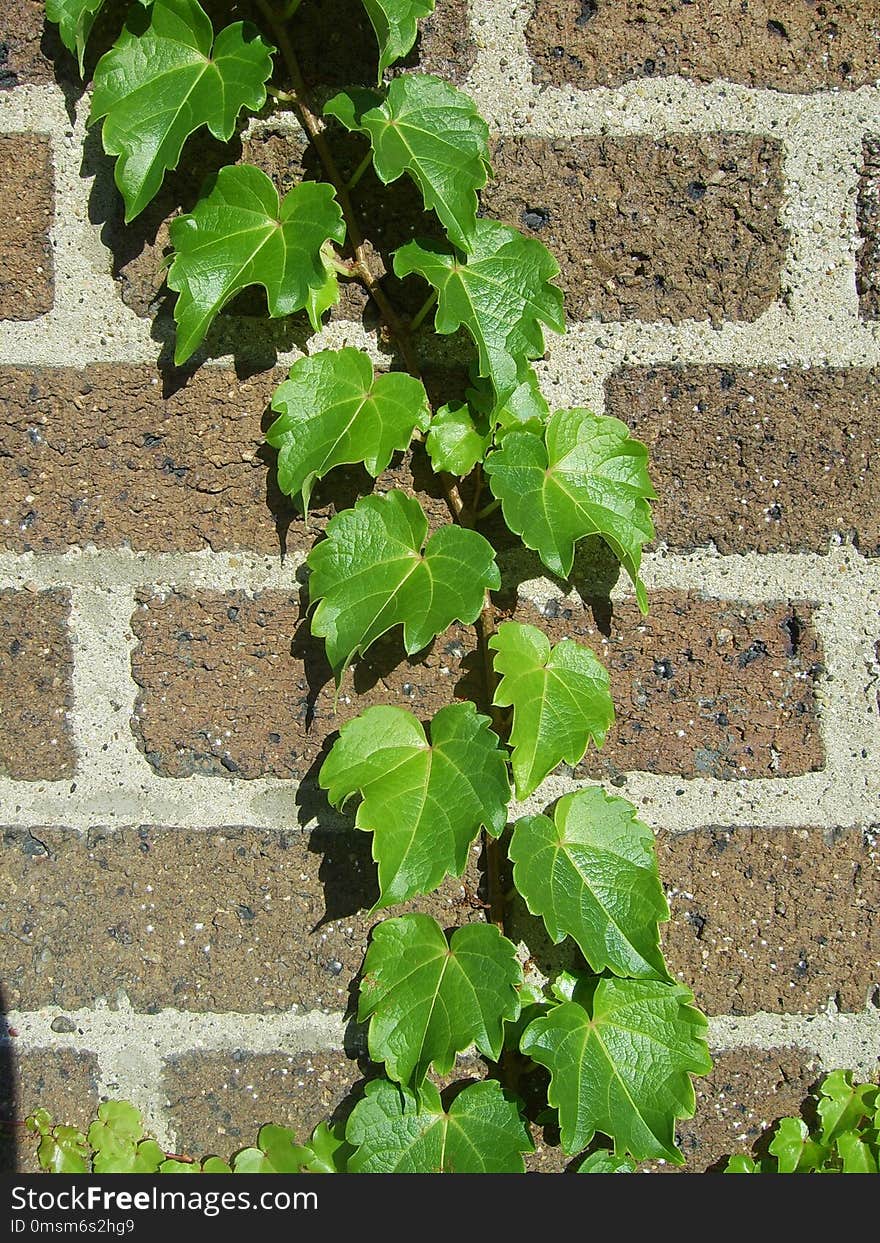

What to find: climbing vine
left=33, top=0, right=713, bottom=1173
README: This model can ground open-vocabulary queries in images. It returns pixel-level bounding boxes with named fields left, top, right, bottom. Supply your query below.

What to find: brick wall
left=1, top=0, right=879, bottom=1174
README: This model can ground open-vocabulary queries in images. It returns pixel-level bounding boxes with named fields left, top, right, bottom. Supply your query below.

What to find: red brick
left=857, top=139, right=880, bottom=320
left=0, top=588, right=75, bottom=780
left=0, top=1, right=55, bottom=89
left=0, top=135, right=53, bottom=320
left=1, top=1049, right=100, bottom=1174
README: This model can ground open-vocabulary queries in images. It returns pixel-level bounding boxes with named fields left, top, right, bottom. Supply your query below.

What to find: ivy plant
left=37, top=0, right=715, bottom=1173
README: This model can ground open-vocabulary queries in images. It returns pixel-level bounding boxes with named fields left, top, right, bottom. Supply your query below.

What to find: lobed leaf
left=520, top=974, right=711, bottom=1162
left=768, top=1117, right=827, bottom=1174
left=489, top=620, right=613, bottom=799
left=359, top=914, right=522, bottom=1085
left=578, top=1150, right=635, bottom=1173
left=360, top=0, right=436, bottom=78
left=266, top=349, right=430, bottom=511
left=167, top=165, right=345, bottom=364
left=346, top=1078, right=533, bottom=1173
left=484, top=408, right=655, bottom=611
left=36, top=1125, right=90, bottom=1174
left=425, top=401, right=489, bottom=476
left=509, top=788, right=669, bottom=980
left=816, top=1069, right=879, bottom=1146
left=307, top=489, right=499, bottom=679
left=89, top=0, right=274, bottom=220
left=319, top=703, right=510, bottom=907
left=46, top=0, right=121, bottom=72
left=394, top=221, right=564, bottom=403
left=326, top=75, right=491, bottom=251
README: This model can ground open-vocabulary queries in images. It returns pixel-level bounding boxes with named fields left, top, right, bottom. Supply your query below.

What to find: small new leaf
left=266, top=349, right=430, bottom=511
left=90, top=0, right=274, bottom=220
left=425, top=402, right=489, bottom=476
left=394, top=221, right=564, bottom=402
left=359, top=914, right=522, bottom=1084
left=484, top=408, right=655, bottom=611
left=326, top=75, right=490, bottom=251
left=319, top=703, right=510, bottom=906
left=768, top=1118, right=827, bottom=1174
left=307, top=489, right=499, bottom=679
left=509, top=788, right=669, bottom=980
left=578, top=1151, right=635, bottom=1173
left=360, top=0, right=435, bottom=78
left=346, top=1079, right=533, bottom=1173
left=521, top=975, right=711, bottom=1162
left=167, top=165, right=345, bottom=364
left=489, top=621, right=613, bottom=799
left=46, top=0, right=127, bottom=72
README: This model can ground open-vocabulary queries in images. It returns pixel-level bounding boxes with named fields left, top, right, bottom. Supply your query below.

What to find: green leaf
left=470, top=367, right=550, bottom=436
left=90, top=0, right=274, bottom=220
left=46, top=0, right=116, bottom=72
left=768, top=1117, right=828, bottom=1173
left=724, top=1153, right=762, bottom=1173
left=509, top=788, right=669, bottom=980
left=394, top=222, right=565, bottom=403
left=361, top=0, right=435, bottom=78
left=836, top=1131, right=878, bottom=1173
left=319, top=703, right=510, bottom=906
left=326, top=75, right=490, bottom=251
left=346, top=1079, right=533, bottom=1173
left=201, top=1156, right=233, bottom=1173
left=297, top=1120, right=354, bottom=1173
left=307, top=489, right=500, bottom=679
left=359, top=914, right=522, bottom=1085
left=520, top=975, right=711, bottom=1162
left=266, top=349, right=430, bottom=511
left=256, top=1123, right=311, bottom=1173
left=425, top=402, right=489, bottom=476
left=484, top=408, right=656, bottom=611
left=489, top=621, right=613, bottom=799
left=160, top=1157, right=204, bottom=1172
left=578, top=1150, right=635, bottom=1173
left=816, top=1069, right=878, bottom=1145
left=37, top=1125, right=90, bottom=1174
left=88, top=1100, right=164, bottom=1173
left=231, top=1146, right=275, bottom=1173
left=167, top=165, right=345, bottom=364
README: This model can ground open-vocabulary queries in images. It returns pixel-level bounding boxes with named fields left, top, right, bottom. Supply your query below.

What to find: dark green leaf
left=360, top=0, right=435, bottom=77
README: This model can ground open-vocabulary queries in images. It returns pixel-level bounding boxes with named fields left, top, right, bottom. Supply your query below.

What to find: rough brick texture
left=0, top=825, right=485, bottom=1012
left=0, top=1049, right=101, bottom=1174
left=0, top=588, right=75, bottom=780
left=606, top=366, right=880, bottom=556
left=0, top=1, right=55, bottom=88
left=0, top=135, right=53, bottom=320
left=483, top=134, right=786, bottom=325
left=526, top=0, right=880, bottom=93
left=659, top=827, right=880, bottom=1015
left=857, top=139, right=880, bottom=321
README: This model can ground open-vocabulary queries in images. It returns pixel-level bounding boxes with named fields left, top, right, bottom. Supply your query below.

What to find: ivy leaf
left=768, top=1118, right=828, bottom=1174
left=254, top=1123, right=311, bottom=1173
left=87, top=1102, right=165, bottom=1174
left=167, top=165, right=345, bottom=365
left=816, top=1070, right=878, bottom=1145
left=509, top=788, right=669, bottom=980
left=360, top=0, right=435, bottom=78
left=484, top=409, right=656, bottom=611
left=266, top=349, right=430, bottom=511
left=89, top=0, right=274, bottom=221
left=346, top=1079, right=533, bottom=1173
left=394, top=222, right=565, bottom=403
left=359, top=914, right=522, bottom=1085
left=489, top=621, right=613, bottom=799
left=470, top=367, right=550, bottom=436
left=325, top=75, right=490, bottom=251
left=319, top=703, right=510, bottom=906
left=160, top=1157, right=204, bottom=1172
left=725, top=1154, right=762, bottom=1173
left=46, top=0, right=134, bottom=73
left=837, top=1132, right=878, bottom=1173
left=297, top=1121, right=354, bottom=1173
left=36, top=1125, right=90, bottom=1174
left=425, top=402, right=489, bottom=476
left=520, top=975, right=711, bottom=1162
left=578, top=1150, right=636, bottom=1173
left=307, top=489, right=499, bottom=679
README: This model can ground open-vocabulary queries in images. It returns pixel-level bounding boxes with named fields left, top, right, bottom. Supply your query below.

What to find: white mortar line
left=0, top=547, right=306, bottom=591
left=708, top=1002, right=880, bottom=1080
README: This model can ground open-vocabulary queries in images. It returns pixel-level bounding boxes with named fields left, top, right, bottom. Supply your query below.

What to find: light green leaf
left=88, top=1100, right=163, bottom=1173
left=46, top=0, right=113, bottom=72
left=167, top=165, right=345, bottom=365
left=510, top=789, right=669, bottom=980
left=307, top=489, right=499, bottom=679
left=470, top=366, right=550, bottom=435
left=359, top=914, right=522, bottom=1085
left=231, top=1146, right=274, bottom=1173
left=297, top=1120, right=354, bottom=1173
left=255, top=1123, right=311, bottom=1173
left=346, top=1078, right=533, bottom=1173
left=201, top=1156, right=233, bottom=1172
left=319, top=703, right=510, bottom=906
left=266, top=349, right=430, bottom=511
left=394, top=221, right=565, bottom=403
left=37, top=1125, right=90, bottom=1174
left=361, top=0, right=435, bottom=78
left=489, top=621, right=613, bottom=799
left=484, top=408, right=655, bottom=611
left=520, top=975, right=711, bottom=1162
left=305, top=241, right=342, bottom=329
left=768, top=1117, right=827, bottom=1173
left=725, top=1154, right=761, bottom=1173
left=326, top=75, right=490, bottom=251
left=159, top=1157, right=203, bottom=1172
left=816, top=1069, right=879, bottom=1145
left=425, top=401, right=489, bottom=476
left=578, top=1150, right=635, bottom=1173
left=836, top=1132, right=878, bottom=1173
left=90, top=0, right=274, bottom=220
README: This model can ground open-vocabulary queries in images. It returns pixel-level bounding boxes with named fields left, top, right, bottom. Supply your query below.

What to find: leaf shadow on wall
left=0, top=986, right=17, bottom=1173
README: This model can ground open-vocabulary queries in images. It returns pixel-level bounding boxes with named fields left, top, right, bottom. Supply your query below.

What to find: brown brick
left=640, top=1048, right=821, bottom=1173
left=0, top=588, right=75, bottom=780
left=857, top=139, right=880, bottom=320
left=0, top=825, right=486, bottom=1012
left=530, top=593, right=824, bottom=781
left=0, top=135, right=53, bottom=320
left=606, top=366, right=880, bottom=556
left=483, top=135, right=786, bottom=325
left=0, top=1, right=55, bottom=88
left=658, top=827, right=880, bottom=1016
left=163, top=1050, right=360, bottom=1161
left=0, top=1048, right=101, bottom=1174
left=526, top=0, right=880, bottom=93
